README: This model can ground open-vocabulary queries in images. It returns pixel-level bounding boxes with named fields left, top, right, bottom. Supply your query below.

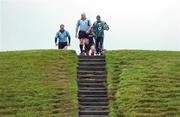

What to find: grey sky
left=0, top=0, right=180, bottom=52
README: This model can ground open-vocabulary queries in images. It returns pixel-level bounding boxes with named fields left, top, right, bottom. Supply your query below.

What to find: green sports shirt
left=92, top=21, right=109, bottom=38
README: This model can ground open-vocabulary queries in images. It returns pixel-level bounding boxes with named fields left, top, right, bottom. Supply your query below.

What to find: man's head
left=60, top=24, right=65, bottom=31
left=81, top=13, right=86, bottom=20
left=96, top=15, right=101, bottom=21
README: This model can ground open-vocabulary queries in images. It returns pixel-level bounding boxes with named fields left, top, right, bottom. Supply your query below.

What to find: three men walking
left=55, top=13, right=109, bottom=56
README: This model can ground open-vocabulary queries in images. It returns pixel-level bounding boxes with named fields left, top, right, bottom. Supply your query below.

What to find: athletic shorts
left=89, top=38, right=95, bottom=47
left=58, top=42, right=67, bottom=49
left=78, top=31, right=88, bottom=39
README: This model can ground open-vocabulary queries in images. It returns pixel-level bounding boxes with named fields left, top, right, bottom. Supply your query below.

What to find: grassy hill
left=0, top=50, right=180, bottom=117
left=0, top=50, right=77, bottom=117
left=106, top=50, right=180, bottom=117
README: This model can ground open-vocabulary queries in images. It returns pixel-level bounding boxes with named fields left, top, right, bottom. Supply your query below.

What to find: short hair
left=81, top=12, right=86, bottom=16
left=60, top=24, right=64, bottom=27
left=96, top=15, right=101, bottom=20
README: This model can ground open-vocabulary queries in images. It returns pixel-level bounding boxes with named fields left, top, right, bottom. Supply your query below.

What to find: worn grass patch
left=106, top=50, right=180, bottom=117
left=0, top=50, right=77, bottom=117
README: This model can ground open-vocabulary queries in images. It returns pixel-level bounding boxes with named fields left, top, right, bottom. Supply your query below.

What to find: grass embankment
left=106, top=50, right=180, bottom=117
left=0, top=50, right=77, bottom=117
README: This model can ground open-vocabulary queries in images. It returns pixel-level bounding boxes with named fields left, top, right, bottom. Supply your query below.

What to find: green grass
left=1, top=49, right=180, bottom=117
left=106, top=50, right=180, bottom=117
left=0, top=50, right=77, bottom=117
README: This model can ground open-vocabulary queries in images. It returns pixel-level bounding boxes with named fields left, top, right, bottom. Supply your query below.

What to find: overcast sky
left=0, top=0, right=180, bottom=52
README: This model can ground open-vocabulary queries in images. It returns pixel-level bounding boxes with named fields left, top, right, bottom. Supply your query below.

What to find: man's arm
left=86, top=26, right=91, bottom=34
left=67, top=31, right=71, bottom=45
left=55, top=32, right=58, bottom=46
left=68, top=36, right=71, bottom=46
left=55, top=38, right=57, bottom=44
left=75, top=26, right=79, bottom=38
left=92, top=22, right=97, bottom=37
left=86, top=20, right=92, bottom=33
left=75, top=20, right=80, bottom=38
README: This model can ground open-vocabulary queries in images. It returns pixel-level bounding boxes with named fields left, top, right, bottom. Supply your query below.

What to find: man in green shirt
left=92, top=15, right=109, bottom=55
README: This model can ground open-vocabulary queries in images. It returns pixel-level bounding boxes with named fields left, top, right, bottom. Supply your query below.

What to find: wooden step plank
left=77, top=66, right=106, bottom=71
left=78, top=74, right=106, bottom=79
left=78, top=71, right=107, bottom=75
left=78, top=56, right=105, bottom=59
left=79, top=102, right=108, bottom=106
left=79, top=115, right=108, bottom=117
left=78, top=90, right=107, bottom=95
left=79, top=110, right=109, bottom=115
left=78, top=94, right=108, bottom=98
left=78, top=97, right=108, bottom=102
left=78, top=62, right=106, bottom=66
left=79, top=106, right=109, bottom=110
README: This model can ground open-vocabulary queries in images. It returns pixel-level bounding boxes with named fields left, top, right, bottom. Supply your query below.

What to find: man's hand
left=93, top=33, right=97, bottom=39
left=86, top=30, right=89, bottom=34
left=75, top=34, right=77, bottom=38
left=86, top=28, right=91, bottom=34
left=86, top=26, right=91, bottom=34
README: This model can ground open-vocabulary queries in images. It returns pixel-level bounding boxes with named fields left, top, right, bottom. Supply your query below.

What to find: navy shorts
left=58, top=42, right=67, bottom=49
left=78, top=31, right=88, bottom=39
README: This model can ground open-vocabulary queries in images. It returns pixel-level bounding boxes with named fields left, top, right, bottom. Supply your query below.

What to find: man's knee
left=80, top=39, right=83, bottom=45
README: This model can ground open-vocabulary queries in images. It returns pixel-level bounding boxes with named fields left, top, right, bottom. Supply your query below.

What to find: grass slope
left=0, top=50, right=77, bottom=117
left=106, top=50, right=180, bottom=117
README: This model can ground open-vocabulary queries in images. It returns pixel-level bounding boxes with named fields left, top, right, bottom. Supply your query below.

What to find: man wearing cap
left=55, top=24, right=71, bottom=49
left=92, top=15, right=109, bottom=55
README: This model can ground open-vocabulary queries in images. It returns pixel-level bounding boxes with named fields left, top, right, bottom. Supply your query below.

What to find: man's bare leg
left=90, top=45, right=96, bottom=56
left=79, top=38, right=86, bottom=55
left=84, top=38, right=90, bottom=56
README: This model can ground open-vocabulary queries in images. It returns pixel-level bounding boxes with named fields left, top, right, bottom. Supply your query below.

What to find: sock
left=85, top=44, right=90, bottom=53
left=80, top=45, right=83, bottom=53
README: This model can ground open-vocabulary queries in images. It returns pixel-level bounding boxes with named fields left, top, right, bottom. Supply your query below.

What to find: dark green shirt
left=92, top=21, right=109, bottom=38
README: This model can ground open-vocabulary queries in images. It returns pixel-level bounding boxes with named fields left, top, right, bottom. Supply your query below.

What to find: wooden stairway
left=77, top=56, right=109, bottom=117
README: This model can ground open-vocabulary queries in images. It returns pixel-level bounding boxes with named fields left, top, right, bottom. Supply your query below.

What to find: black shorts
left=58, top=42, right=67, bottom=49
left=89, top=38, right=95, bottom=47
left=78, top=31, right=88, bottom=39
